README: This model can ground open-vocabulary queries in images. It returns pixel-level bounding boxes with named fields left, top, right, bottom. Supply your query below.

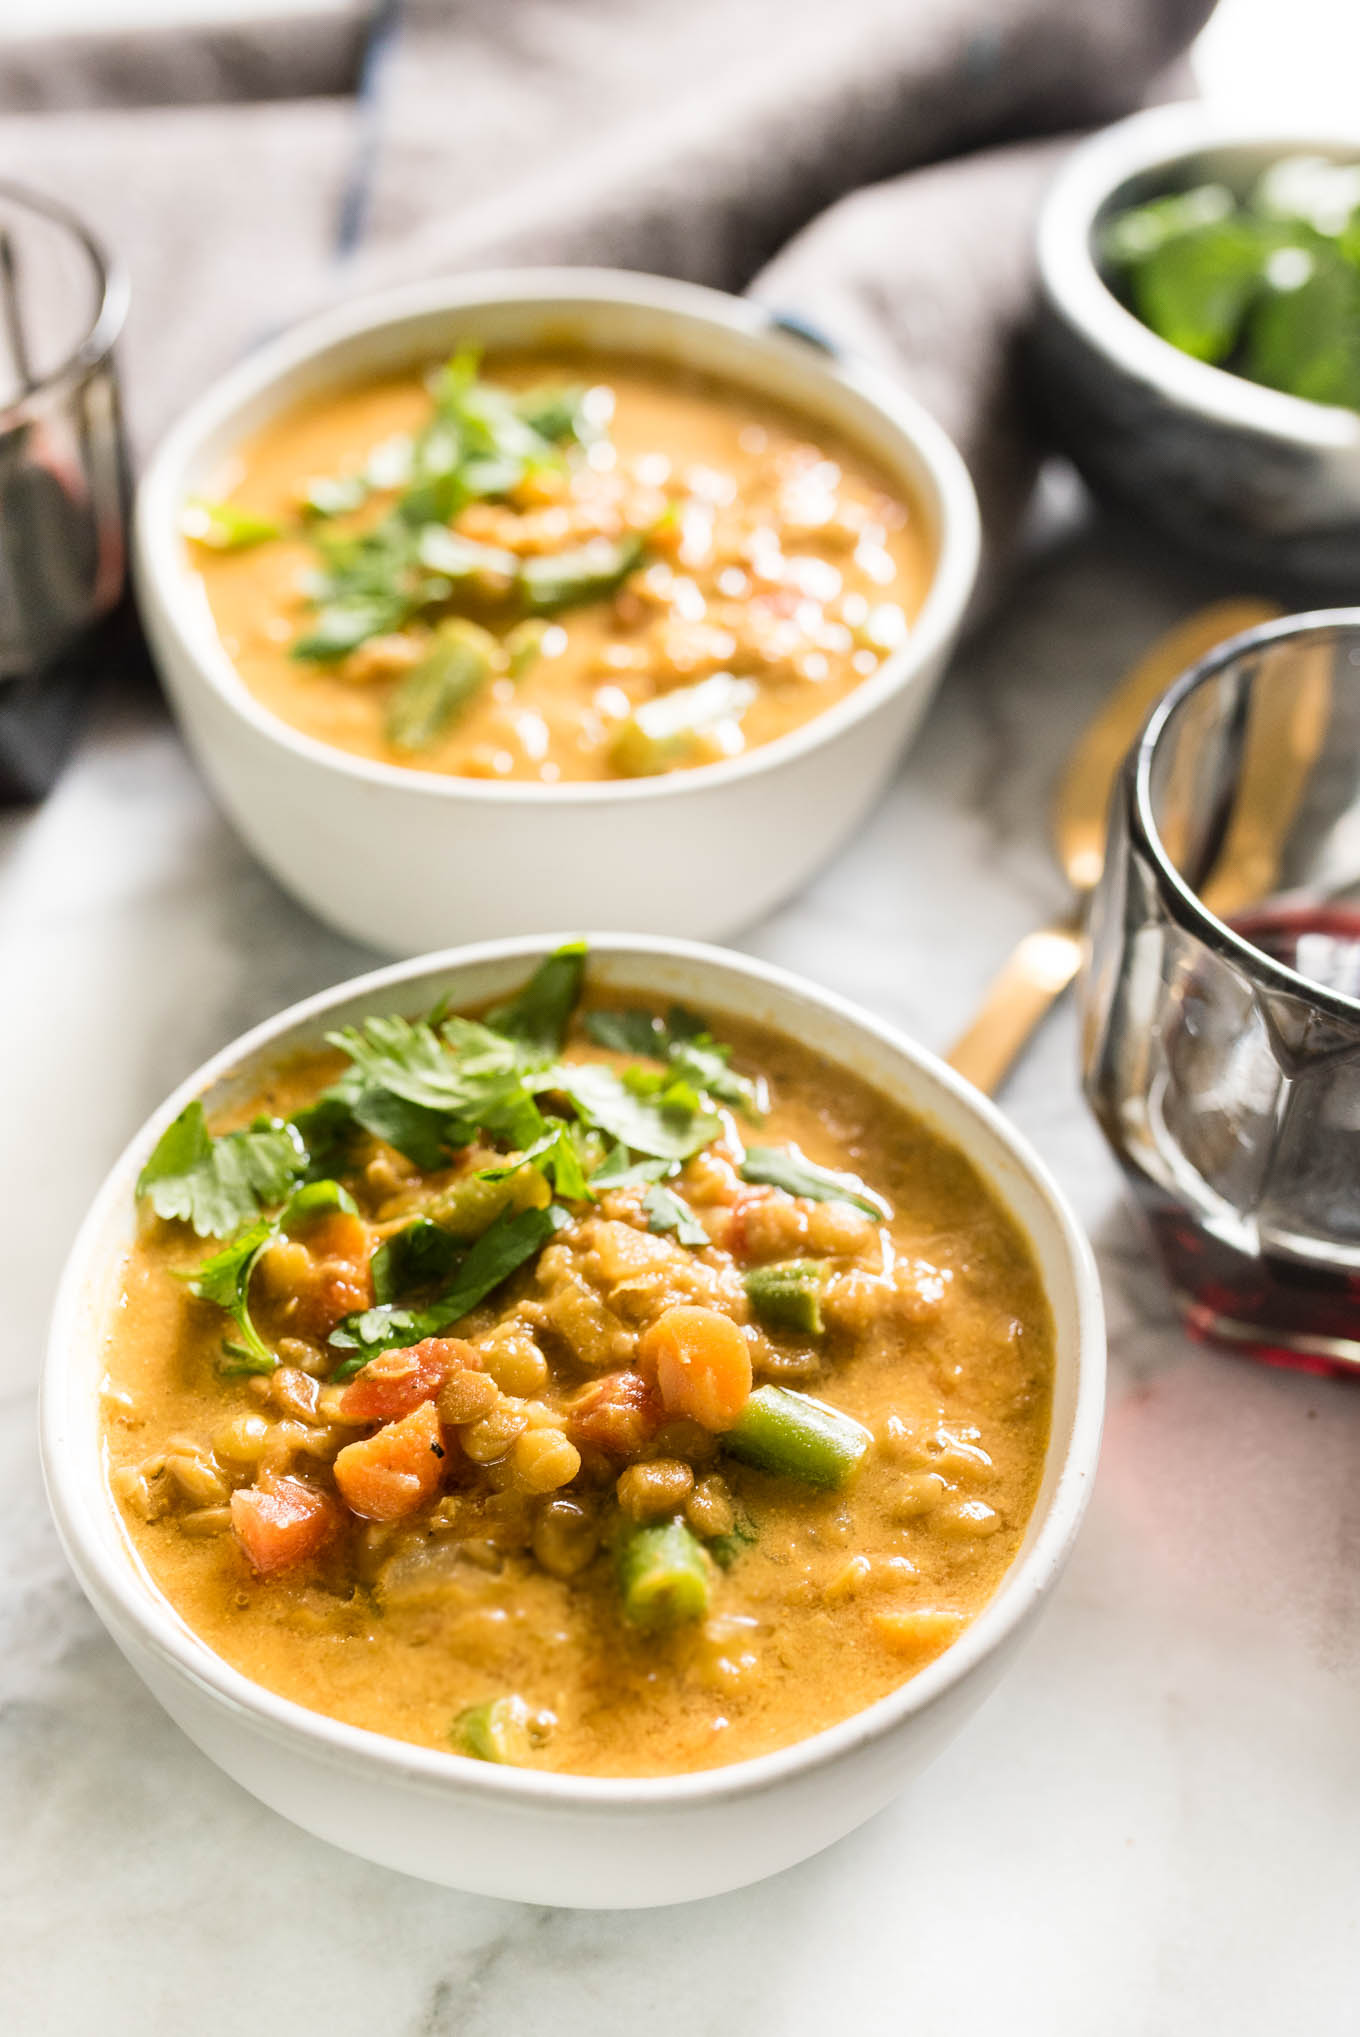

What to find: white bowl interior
left=45, top=936, right=1102, bottom=1813
left=136, top=269, right=980, bottom=805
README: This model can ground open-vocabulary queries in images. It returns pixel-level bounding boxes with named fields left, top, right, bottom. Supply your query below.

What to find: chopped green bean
left=385, top=620, right=497, bottom=752
left=617, top=1519, right=711, bottom=1630
left=724, top=1385, right=871, bottom=1489
left=520, top=532, right=644, bottom=613
left=504, top=617, right=551, bottom=678
left=609, top=673, right=756, bottom=778
left=181, top=499, right=281, bottom=552
left=744, top=1260, right=827, bottom=1336
left=455, top=1694, right=535, bottom=1763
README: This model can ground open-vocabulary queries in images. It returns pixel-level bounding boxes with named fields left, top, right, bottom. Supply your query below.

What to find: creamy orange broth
left=103, top=998, right=1050, bottom=1778
left=190, top=353, right=934, bottom=782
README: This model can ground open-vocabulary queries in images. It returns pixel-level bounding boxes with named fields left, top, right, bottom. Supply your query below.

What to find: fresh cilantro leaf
left=514, top=383, right=591, bottom=444
left=300, top=473, right=370, bottom=519
left=548, top=1063, right=720, bottom=1161
left=328, top=1014, right=545, bottom=1149
left=583, top=1009, right=666, bottom=1058
left=485, top=942, right=587, bottom=1057
left=137, top=1102, right=307, bottom=1238
left=643, top=1184, right=709, bottom=1247
left=583, top=1004, right=765, bottom=1116
left=187, top=1178, right=357, bottom=1373
left=739, top=1145, right=887, bottom=1220
left=479, top=1122, right=591, bottom=1201
left=329, top=1203, right=566, bottom=1366
left=591, top=1144, right=676, bottom=1190
left=370, top=1217, right=461, bottom=1305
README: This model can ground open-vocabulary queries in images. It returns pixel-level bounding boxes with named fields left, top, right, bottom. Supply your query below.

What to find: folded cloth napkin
left=0, top=0, right=1215, bottom=556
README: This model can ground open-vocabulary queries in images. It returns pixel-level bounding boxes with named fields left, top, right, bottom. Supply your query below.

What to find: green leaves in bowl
left=1101, top=153, right=1360, bottom=411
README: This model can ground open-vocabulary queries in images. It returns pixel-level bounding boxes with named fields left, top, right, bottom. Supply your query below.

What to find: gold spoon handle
left=945, top=915, right=1085, bottom=1096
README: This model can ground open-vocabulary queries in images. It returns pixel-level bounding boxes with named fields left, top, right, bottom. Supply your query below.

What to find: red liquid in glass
left=1132, top=899, right=1360, bottom=1378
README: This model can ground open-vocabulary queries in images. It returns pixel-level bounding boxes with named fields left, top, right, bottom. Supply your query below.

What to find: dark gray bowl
left=1031, top=104, right=1360, bottom=593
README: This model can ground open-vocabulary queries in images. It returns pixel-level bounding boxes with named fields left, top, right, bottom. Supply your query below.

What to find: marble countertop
left=3, top=506, right=1357, bottom=2033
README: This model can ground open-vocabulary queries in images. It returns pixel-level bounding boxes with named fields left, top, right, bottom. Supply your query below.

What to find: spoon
left=945, top=597, right=1282, bottom=1095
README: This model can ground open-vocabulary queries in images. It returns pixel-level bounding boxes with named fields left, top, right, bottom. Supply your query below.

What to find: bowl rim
left=1036, top=102, right=1360, bottom=450
left=43, top=933, right=1105, bottom=1815
left=132, top=265, right=981, bottom=807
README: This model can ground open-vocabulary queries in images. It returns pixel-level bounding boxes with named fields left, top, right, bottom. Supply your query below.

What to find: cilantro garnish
left=739, top=1146, right=888, bottom=1220
left=643, top=1184, right=709, bottom=1248
left=584, top=1004, right=766, bottom=1117
left=484, top=941, right=586, bottom=1057
left=329, top=1203, right=567, bottom=1370
left=186, top=1179, right=356, bottom=1373
left=137, top=1102, right=307, bottom=1239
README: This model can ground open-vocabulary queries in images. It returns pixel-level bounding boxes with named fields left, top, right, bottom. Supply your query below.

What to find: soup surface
left=103, top=948, right=1052, bottom=1777
left=187, top=351, right=934, bottom=782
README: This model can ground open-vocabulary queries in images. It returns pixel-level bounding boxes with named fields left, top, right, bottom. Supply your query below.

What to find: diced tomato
left=339, top=1336, right=476, bottom=1424
left=723, top=1188, right=773, bottom=1261
left=230, top=1476, right=337, bottom=1575
left=333, top=1400, right=446, bottom=1522
left=565, top=1370, right=663, bottom=1459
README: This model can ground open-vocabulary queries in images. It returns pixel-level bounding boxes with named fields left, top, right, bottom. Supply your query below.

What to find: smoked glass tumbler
left=1081, top=610, right=1360, bottom=1375
left=0, top=179, right=130, bottom=800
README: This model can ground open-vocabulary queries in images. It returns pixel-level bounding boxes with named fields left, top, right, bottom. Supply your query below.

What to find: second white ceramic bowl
left=134, top=270, right=980, bottom=954
left=43, top=936, right=1103, bottom=1908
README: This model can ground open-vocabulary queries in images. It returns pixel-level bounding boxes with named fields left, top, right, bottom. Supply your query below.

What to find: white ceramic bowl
left=133, top=270, right=980, bottom=954
left=43, top=936, right=1103, bottom=1907
left=1033, top=105, right=1360, bottom=589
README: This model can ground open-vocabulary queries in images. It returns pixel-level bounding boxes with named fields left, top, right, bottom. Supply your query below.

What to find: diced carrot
left=565, top=1370, right=663, bottom=1458
left=339, top=1336, right=477, bottom=1424
left=333, top=1400, right=446, bottom=1521
left=639, top=1306, right=752, bottom=1432
left=230, top=1475, right=337, bottom=1574
left=303, top=1209, right=371, bottom=1264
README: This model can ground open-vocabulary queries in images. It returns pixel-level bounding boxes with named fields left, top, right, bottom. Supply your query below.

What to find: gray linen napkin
left=0, top=0, right=1214, bottom=551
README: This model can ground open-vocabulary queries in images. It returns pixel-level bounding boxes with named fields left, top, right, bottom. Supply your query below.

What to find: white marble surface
left=4, top=511, right=1358, bottom=2031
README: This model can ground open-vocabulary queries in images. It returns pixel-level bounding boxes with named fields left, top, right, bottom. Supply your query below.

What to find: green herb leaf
left=739, top=1144, right=887, bottom=1220
left=1245, top=243, right=1360, bottom=407
left=181, top=499, right=282, bottom=552
left=370, top=1217, right=461, bottom=1304
left=514, top=383, right=591, bottom=444
left=591, top=1144, right=676, bottom=1190
left=188, top=1178, right=357, bottom=1372
left=293, top=595, right=411, bottom=663
left=548, top=1062, right=721, bottom=1162
left=479, top=1122, right=591, bottom=1202
left=137, top=1102, right=307, bottom=1238
left=329, top=1202, right=565, bottom=1363
left=643, top=1184, right=709, bottom=1247
left=329, top=1014, right=545, bottom=1149
left=300, top=473, right=370, bottom=520
left=484, top=941, right=587, bottom=1057
left=583, top=1004, right=765, bottom=1116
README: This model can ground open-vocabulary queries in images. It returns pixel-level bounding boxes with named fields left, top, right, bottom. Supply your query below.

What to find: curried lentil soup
left=103, top=949, right=1052, bottom=1777
left=186, top=350, right=934, bottom=782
